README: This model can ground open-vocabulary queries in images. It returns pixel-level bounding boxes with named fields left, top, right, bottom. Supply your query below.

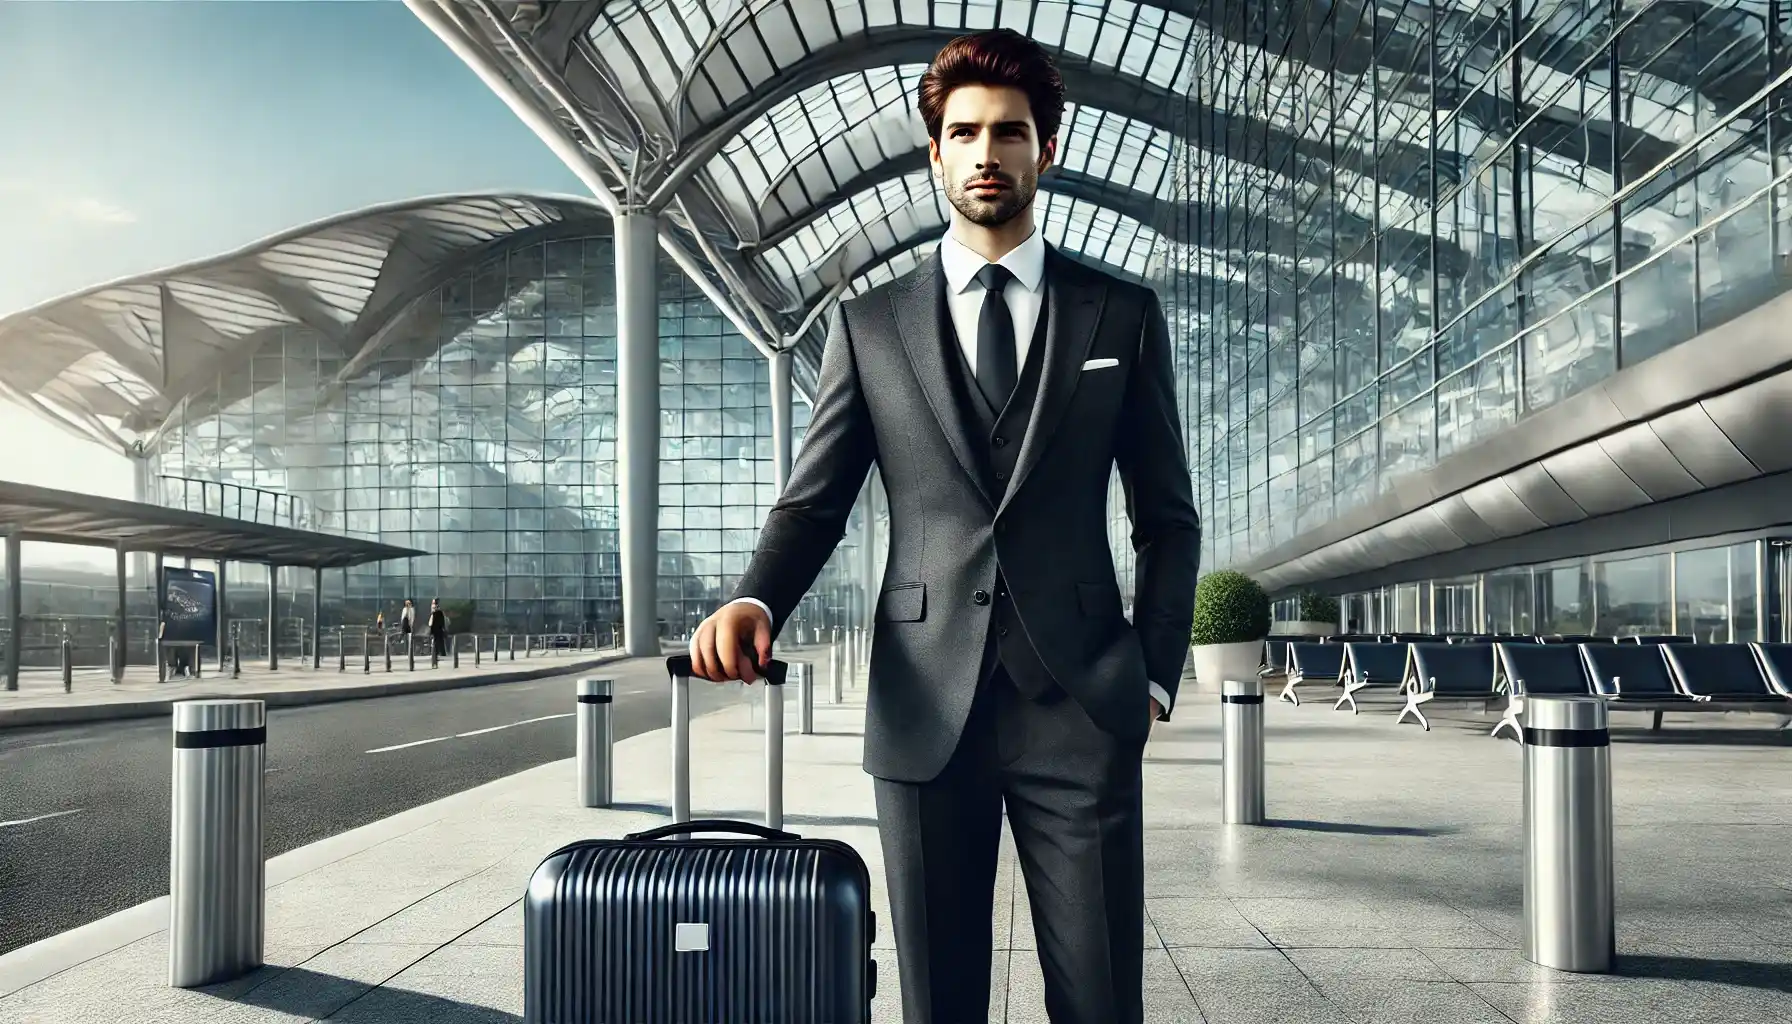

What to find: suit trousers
left=873, top=667, right=1147, bottom=1024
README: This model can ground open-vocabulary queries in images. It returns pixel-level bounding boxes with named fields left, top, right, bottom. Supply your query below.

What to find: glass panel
left=1484, top=568, right=1536, bottom=636
left=1537, top=560, right=1593, bottom=635
left=1729, top=541, right=1759, bottom=644
left=1673, top=545, right=1729, bottom=642
left=1394, top=583, right=1424, bottom=633
left=1594, top=551, right=1671, bottom=637
left=149, top=230, right=870, bottom=640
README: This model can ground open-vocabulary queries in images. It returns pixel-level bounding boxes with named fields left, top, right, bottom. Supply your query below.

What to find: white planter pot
left=1280, top=621, right=1337, bottom=637
left=1189, top=639, right=1265, bottom=691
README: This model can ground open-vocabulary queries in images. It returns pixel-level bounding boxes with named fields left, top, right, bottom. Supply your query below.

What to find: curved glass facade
left=151, top=229, right=864, bottom=637
left=1157, top=0, right=1792, bottom=575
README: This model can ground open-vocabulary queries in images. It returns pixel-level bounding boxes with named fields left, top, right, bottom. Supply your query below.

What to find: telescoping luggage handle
left=665, top=654, right=790, bottom=829
left=664, top=654, right=789, bottom=687
left=623, top=819, right=801, bottom=843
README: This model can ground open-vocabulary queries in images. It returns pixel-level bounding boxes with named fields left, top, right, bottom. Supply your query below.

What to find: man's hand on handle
left=689, top=602, right=774, bottom=684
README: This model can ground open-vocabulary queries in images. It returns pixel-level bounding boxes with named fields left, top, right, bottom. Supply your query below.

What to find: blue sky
left=0, top=1, right=582, bottom=561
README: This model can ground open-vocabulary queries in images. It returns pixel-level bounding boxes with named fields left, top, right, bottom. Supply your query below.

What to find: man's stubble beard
left=943, top=169, right=1039, bottom=227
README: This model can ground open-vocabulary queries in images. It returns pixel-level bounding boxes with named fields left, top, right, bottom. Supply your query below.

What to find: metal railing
left=154, top=475, right=314, bottom=531
left=0, top=622, right=620, bottom=689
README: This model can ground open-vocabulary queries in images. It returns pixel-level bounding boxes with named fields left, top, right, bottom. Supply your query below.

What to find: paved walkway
left=2, top=661, right=1790, bottom=1023
left=0, top=644, right=629, bottom=729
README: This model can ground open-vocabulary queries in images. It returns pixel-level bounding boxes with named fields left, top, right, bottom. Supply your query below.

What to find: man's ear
left=928, top=135, right=943, bottom=182
left=1038, top=134, right=1058, bottom=175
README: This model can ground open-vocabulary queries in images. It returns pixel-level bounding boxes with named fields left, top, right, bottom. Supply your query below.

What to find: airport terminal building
left=1, top=0, right=1788, bottom=650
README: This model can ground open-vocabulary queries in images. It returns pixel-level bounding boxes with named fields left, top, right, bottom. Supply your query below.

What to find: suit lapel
left=999, top=247, right=1106, bottom=516
left=892, top=255, right=997, bottom=509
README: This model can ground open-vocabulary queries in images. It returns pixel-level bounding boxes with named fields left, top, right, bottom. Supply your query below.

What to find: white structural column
left=266, top=566, right=280, bottom=671
left=115, top=543, right=128, bottom=682
left=859, top=473, right=882, bottom=632
left=616, top=209, right=662, bottom=657
left=770, top=348, right=794, bottom=497
left=129, top=454, right=154, bottom=587
left=3, top=532, right=19, bottom=691
left=215, top=560, right=228, bottom=671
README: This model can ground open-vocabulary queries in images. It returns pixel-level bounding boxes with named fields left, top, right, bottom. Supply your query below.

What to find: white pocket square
left=1081, top=357, right=1119, bottom=371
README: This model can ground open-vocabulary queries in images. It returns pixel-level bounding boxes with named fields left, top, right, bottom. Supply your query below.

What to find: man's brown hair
left=916, top=29, right=1066, bottom=144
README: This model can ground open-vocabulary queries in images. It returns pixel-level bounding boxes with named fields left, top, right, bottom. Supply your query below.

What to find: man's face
left=929, top=84, right=1055, bottom=227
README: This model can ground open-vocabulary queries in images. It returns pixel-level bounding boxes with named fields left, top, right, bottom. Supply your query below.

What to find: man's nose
left=972, top=132, right=999, bottom=168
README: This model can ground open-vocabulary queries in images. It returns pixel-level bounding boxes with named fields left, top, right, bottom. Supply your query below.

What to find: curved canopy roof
left=5, top=0, right=1758, bottom=495
left=0, top=194, right=615, bottom=452
left=418, top=0, right=1767, bottom=371
left=412, top=0, right=1204, bottom=368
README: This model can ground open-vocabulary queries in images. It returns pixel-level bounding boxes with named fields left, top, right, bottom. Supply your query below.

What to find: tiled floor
left=3, top=666, right=1789, bottom=1023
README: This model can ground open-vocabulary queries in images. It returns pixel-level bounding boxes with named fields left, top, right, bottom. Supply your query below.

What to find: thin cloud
left=0, top=178, right=137, bottom=225
left=55, top=196, right=137, bottom=225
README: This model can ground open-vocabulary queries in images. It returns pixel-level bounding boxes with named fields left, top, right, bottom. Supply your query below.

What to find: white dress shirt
left=938, top=226, right=1047, bottom=376
left=733, top=227, right=1173, bottom=717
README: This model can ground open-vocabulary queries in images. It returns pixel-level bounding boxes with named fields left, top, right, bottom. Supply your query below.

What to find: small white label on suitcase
left=674, top=922, right=710, bottom=952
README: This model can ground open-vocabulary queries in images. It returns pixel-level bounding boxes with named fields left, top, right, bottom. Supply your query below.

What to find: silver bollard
left=829, top=643, right=844, bottom=703
left=796, top=661, right=814, bottom=734
left=362, top=635, right=370, bottom=674
left=407, top=634, right=415, bottom=671
left=509, top=634, right=516, bottom=661
left=451, top=633, right=460, bottom=668
left=1221, top=678, right=1266, bottom=825
left=383, top=632, right=392, bottom=672
left=1521, top=695, right=1614, bottom=973
left=475, top=635, right=482, bottom=666
left=61, top=635, right=73, bottom=693
left=576, top=677, right=614, bottom=808
left=337, top=628, right=346, bottom=672
left=168, top=698, right=266, bottom=988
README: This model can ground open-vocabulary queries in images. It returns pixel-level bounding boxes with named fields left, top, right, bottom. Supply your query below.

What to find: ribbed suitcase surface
left=523, top=821, right=876, bottom=1024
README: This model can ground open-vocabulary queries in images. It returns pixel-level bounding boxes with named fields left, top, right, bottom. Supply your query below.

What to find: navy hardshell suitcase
left=522, top=656, right=877, bottom=1023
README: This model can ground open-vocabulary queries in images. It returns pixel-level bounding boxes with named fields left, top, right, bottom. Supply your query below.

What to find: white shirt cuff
left=728, top=597, right=773, bottom=621
left=1148, top=680, right=1173, bottom=717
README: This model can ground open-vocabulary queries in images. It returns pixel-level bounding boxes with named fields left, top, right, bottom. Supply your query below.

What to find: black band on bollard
left=1221, top=694, right=1264, bottom=705
left=174, top=726, right=267, bottom=749
left=1522, top=727, right=1610, bottom=748
left=576, top=693, right=612, bottom=704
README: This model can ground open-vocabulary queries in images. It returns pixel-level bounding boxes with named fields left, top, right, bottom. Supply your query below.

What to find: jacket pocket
left=876, top=582, right=926, bottom=622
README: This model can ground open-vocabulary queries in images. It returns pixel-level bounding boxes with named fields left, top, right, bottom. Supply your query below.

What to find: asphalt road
left=0, top=655, right=763, bottom=956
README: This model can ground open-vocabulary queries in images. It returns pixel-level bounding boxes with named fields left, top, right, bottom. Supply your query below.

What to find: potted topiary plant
left=1189, top=570, right=1272, bottom=690
left=1286, top=590, right=1340, bottom=637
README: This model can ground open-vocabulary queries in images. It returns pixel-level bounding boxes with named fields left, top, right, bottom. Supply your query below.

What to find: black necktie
left=975, top=263, right=1017, bottom=412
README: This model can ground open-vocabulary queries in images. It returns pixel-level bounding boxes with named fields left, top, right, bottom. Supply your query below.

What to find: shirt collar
left=939, top=226, right=1046, bottom=295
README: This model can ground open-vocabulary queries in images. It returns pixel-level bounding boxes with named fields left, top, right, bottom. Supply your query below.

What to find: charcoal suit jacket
left=731, top=244, right=1201, bottom=782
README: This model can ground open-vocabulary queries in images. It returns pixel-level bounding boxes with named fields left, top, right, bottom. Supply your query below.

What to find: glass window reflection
left=1165, top=0, right=1792, bottom=572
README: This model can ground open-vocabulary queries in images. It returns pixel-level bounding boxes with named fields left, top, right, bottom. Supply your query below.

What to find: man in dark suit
left=687, top=28, right=1199, bottom=1024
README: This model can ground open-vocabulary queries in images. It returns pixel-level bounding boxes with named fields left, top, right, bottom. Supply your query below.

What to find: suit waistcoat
left=934, top=273, right=1058, bottom=699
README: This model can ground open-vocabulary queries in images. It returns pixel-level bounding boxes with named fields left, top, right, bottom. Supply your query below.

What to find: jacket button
left=972, top=590, right=990, bottom=605
left=993, top=436, right=1008, bottom=447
